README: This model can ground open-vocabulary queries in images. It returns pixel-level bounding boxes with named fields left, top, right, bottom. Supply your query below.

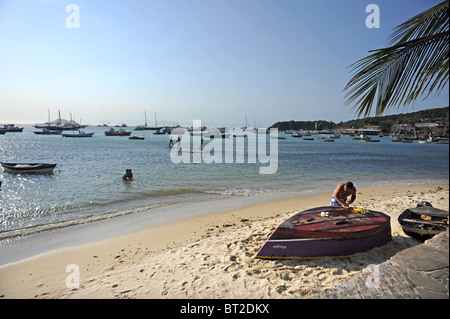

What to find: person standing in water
left=122, top=169, right=133, bottom=181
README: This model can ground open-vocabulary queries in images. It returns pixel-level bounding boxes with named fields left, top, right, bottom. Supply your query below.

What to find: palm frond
left=344, top=1, right=449, bottom=117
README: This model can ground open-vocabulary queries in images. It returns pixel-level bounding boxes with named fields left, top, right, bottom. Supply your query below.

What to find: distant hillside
left=270, top=106, right=449, bottom=132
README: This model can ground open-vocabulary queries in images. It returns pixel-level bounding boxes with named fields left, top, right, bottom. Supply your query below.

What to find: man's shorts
left=330, top=195, right=347, bottom=207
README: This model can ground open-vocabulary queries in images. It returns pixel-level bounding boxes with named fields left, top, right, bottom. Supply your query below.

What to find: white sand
left=0, top=183, right=448, bottom=299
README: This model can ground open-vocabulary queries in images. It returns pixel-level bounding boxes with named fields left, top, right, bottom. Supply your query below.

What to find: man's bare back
left=331, top=182, right=356, bottom=208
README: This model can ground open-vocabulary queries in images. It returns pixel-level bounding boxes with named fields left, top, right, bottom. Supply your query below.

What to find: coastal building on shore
left=340, top=125, right=382, bottom=136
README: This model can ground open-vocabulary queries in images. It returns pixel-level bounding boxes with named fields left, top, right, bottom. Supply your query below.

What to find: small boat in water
left=435, top=137, right=449, bottom=144
left=1, top=162, right=57, bottom=174
left=256, top=206, right=391, bottom=260
left=129, top=136, right=145, bottom=140
left=320, top=138, right=334, bottom=142
left=1, top=124, right=24, bottom=132
left=398, top=204, right=448, bottom=241
left=361, top=139, right=380, bottom=142
left=104, top=128, right=132, bottom=136
left=353, top=134, right=371, bottom=141
left=62, top=130, right=94, bottom=137
left=34, top=128, right=62, bottom=135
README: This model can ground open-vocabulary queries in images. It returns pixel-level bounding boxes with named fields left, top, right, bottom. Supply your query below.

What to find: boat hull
left=256, top=226, right=391, bottom=259
left=398, top=207, right=449, bottom=240
left=62, top=132, right=94, bottom=137
left=105, top=130, right=131, bottom=136
left=256, top=206, right=391, bottom=259
left=1, top=162, right=57, bottom=174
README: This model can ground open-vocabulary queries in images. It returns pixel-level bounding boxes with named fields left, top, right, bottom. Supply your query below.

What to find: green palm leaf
left=344, top=1, right=449, bottom=117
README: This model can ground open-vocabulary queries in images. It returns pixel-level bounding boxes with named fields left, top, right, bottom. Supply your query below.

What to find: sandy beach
left=0, top=183, right=448, bottom=299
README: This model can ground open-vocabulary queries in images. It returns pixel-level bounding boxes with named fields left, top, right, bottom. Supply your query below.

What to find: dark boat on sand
left=398, top=203, right=448, bottom=241
left=256, top=206, right=391, bottom=260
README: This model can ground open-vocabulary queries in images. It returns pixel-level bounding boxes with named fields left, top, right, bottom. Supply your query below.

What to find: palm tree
left=344, top=1, right=449, bottom=117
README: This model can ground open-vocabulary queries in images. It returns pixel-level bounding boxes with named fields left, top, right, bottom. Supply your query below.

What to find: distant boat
left=1, top=124, right=24, bottom=132
left=154, top=127, right=172, bottom=135
left=353, top=134, right=371, bottom=140
left=321, top=138, right=334, bottom=142
left=104, top=128, right=131, bottom=136
left=361, top=139, right=380, bottom=143
left=402, top=138, right=414, bottom=143
left=435, top=138, right=449, bottom=144
left=34, top=128, right=62, bottom=135
left=329, top=134, right=340, bottom=139
left=143, top=112, right=163, bottom=130
left=129, top=136, right=145, bottom=140
left=292, top=133, right=302, bottom=138
left=135, top=111, right=162, bottom=131
left=392, top=136, right=403, bottom=142
left=1, top=162, right=57, bottom=174
left=302, top=137, right=314, bottom=140
left=62, top=130, right=94, bottom=137
left=37, top=110, right=86, bottom=131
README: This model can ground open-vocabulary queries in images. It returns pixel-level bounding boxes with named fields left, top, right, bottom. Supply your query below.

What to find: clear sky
left=0, top=0, right=448, bottom=127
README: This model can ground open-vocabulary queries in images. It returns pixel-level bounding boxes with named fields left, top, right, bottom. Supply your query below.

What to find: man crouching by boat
left=122, top=169, right=133, bottom=181
left=330, top=182, right=356, bottom=208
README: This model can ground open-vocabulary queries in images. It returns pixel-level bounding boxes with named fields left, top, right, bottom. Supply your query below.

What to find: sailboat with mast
left=135, top=111, right=162, bottom=130
left=144, top=112, right=163, bottom=130
left=134, top=111, right=163, bottom=131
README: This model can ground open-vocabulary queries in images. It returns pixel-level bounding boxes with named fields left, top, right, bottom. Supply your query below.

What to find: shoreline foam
left=0, top=183, right=448, bottom=299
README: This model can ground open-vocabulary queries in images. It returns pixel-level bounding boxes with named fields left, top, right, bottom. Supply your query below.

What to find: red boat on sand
left=256, top=206, right=391, bottom=260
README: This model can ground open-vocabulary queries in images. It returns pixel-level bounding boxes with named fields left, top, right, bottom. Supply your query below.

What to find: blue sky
left=0, top=0, right=448, bottom=127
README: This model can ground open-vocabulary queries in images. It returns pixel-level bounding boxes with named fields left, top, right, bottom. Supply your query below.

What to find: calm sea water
left=0, top=126, right=448, bottom=240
